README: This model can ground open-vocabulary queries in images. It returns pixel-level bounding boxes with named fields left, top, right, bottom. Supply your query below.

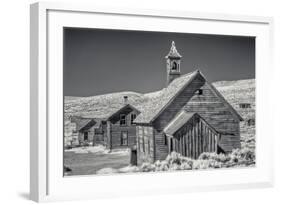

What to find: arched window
left=172, top=62, right=178, bottom=70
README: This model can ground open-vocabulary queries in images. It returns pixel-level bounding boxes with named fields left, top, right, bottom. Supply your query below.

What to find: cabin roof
left=134, top=70, right=243, bottom=124
left=91, top=119, right=102, bottom=128
left=106, top=104, right=140, bottom=123
left=163, top=111, right=196, bottom=137
left=70, top=116, right=99, bottom=131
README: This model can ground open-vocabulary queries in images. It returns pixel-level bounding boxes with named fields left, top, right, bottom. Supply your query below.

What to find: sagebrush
left=138, top=148, right=255, bottom=172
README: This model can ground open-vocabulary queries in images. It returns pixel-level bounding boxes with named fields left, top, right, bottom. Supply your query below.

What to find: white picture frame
left=30, top=2, right=274, bottom=202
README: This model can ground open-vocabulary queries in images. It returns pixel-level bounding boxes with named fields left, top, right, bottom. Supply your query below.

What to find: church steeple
left=165, top=41, right=182, bottom=86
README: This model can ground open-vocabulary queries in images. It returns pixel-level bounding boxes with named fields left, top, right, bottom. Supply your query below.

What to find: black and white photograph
left=63, top=28, right=255, bottom=176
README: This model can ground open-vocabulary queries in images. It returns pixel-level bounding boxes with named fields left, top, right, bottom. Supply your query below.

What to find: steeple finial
left=165, top=41, right=182, bottom=59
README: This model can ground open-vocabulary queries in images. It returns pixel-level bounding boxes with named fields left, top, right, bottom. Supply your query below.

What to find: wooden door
left=130, top=149, right=137, bottom=166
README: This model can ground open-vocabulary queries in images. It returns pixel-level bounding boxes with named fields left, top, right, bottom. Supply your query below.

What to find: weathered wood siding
left=64, top=132, right=79, bottom=147
left=78, top=131, right=94, bottom=144
left=184, top=82, right=240, bottom=152
left=153, top=76, right=205, bottom=130
left=106, top=121, right=111, bottom=149
left=153, top=75, right=205, bottom=160
left=101, top=122, right=107, bottom=146
left=136, top=125, right=154, bottom=165
left=107, top=110, right=139, bottom=149
left=110, top=124, right=137, bottom=149
left=154, top=130, right=168, bottom=161
left=169, top=115, right=218, bottom=159
left=93, top=126, right=104, bottom=146
left=153, top=74, right=240, bottom=161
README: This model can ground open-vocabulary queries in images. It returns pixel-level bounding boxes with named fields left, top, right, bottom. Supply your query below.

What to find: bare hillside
left=64, top=79, right=255, bottom=121
left=214, top=79, right=255, bottom=150
left=214, top=78, right=255, bottom=119
left=64, top=91, right=146, bottom=120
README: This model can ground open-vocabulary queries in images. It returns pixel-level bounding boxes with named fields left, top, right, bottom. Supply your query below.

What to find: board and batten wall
left=169, top=114, right=219, bottom=159
left=153, top=75, right=205, bottom=161
left=152, top=74, right=240, bottom=161
left=184, top=82, right=241, bottom=152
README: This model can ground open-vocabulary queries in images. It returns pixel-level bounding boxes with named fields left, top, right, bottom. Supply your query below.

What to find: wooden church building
left=134, top=41, right=243, bottom=165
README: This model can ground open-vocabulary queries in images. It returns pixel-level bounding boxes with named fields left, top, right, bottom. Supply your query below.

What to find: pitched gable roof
left=106, top=104, right=140, bottom=123
left=134, top=70, right=243, bottom=124
left=134, top=70, right=199, bottom=124
left=70, top=116, right=96, bottom=131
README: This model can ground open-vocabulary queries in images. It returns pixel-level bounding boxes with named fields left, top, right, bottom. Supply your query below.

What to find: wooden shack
left=104, top=103, right=140, bottom=150
left=134, top=42, right=243, bottom=165
left=70, top=116, right=100, bottom=146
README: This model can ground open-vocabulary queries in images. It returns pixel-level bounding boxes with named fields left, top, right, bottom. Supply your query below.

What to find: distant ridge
left=64, top=78, right=255, bottom=121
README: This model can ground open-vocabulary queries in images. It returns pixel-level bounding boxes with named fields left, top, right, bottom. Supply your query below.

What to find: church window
left=172, top=62, right=178, bottom=70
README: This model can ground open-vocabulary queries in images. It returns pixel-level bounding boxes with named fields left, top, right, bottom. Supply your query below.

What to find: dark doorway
left=84, top=132, right=88, bottom=141
left=130, top=149, right=137, bottom=166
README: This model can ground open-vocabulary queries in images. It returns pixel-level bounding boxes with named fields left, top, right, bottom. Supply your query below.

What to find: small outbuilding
left=70, top=116, right=100, bottom=146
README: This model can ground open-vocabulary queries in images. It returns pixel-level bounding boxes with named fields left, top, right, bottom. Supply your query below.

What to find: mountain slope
left=213, top=79, right=255, bottom=121
left=64, top=79, right=255, bottom=121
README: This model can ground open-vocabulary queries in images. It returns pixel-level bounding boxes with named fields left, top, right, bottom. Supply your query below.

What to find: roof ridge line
left=148, top=70, right=201, bottom=123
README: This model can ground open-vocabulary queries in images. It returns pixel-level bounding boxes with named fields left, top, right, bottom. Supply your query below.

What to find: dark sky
left=64, top=28, right=255, bottom=97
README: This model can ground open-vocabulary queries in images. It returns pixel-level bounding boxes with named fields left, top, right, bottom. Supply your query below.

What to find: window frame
left=131, top=113, right=137, bottom=125
left=120, top=114, right=127, bottom=126
left=172, top=61, right=178, bottom=71
left=120, top=131, right=128, bottom=146
left=239, top=103, right=251, bottom=109
left=196, top=89, right=203, bottom=95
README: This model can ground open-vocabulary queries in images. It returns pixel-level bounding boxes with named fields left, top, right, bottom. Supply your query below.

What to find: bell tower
left=165, top=41, right=182, bottom=86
